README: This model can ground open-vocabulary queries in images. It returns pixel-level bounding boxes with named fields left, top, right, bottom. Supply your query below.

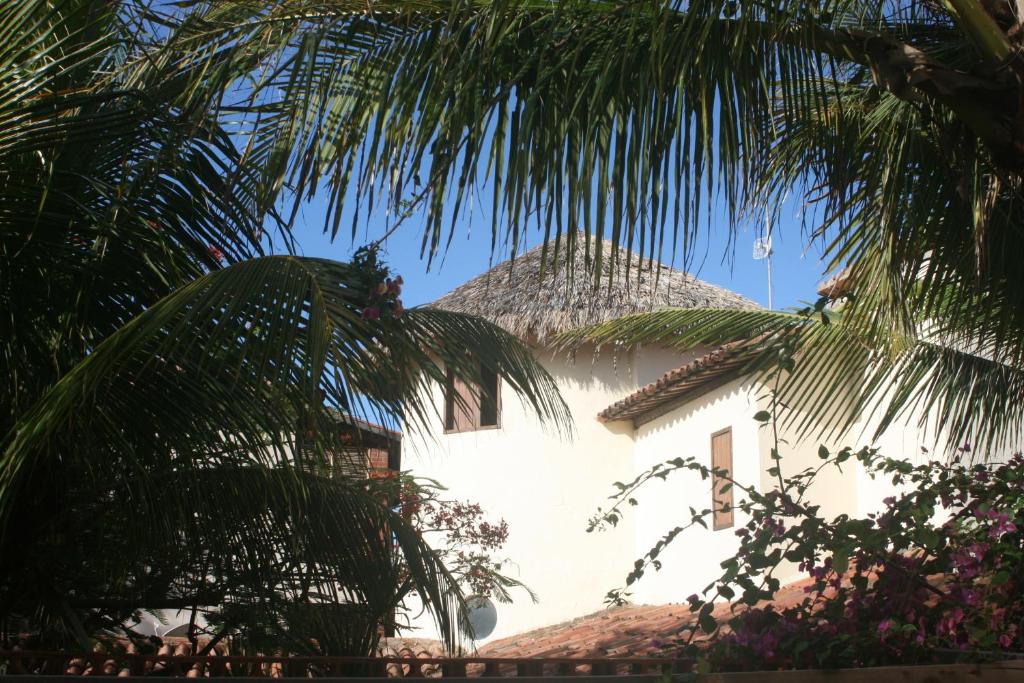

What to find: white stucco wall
left=762, top=394, right=861, bottom=524
left=619, top=374, right=949, bottom=606
left=402, top=338, right=1018, bottom=645
left=761, top=376, right=1024, bottom=568
left=820, top=382, right=1019, bottom=519
left=632, top=345, right=708, bottom=387
left=403, top=343, right=690, bottom=644
left=846, top=409, right=945, bottom=518
left=629, top=377, right=762, bottom=605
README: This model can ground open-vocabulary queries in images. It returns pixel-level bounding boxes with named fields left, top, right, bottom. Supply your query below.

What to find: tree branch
left=779, top=23, right=1022, bottom=169
left=942, top=0, right=1013, bottom=65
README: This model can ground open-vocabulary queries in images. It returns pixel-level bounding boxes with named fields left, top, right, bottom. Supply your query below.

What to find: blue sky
left=288, top=193, right=830, bottom=311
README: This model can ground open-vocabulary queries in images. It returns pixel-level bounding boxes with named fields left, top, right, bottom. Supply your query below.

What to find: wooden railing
left=4, top=652, right=1024, bottom=682
left=0, top=651, right=689, bottom=678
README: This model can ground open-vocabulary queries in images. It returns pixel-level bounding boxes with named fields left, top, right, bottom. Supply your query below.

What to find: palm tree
left=148, top=0, right=1024, bottom=451
left=0, top=1, right=569, bottom=651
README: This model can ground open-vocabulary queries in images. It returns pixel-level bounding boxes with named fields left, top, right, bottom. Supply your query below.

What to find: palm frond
left=1, top=255, right=568, bottom=648
left=142, top=0, right=1024, bottom=431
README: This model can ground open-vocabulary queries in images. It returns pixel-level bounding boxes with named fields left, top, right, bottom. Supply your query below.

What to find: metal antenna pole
left=764, top=210, right=774, bottom=310
left=754, top=205, right=779, bottom=309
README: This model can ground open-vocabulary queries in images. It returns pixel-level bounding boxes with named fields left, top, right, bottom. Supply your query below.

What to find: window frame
left=477, top=363, right=501, bottom=429
left=710, top=426, right=734, bottom=530
left=443, top=363, right=502, bottom=434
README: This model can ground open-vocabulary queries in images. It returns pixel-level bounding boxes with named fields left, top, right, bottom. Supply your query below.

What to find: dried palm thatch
left=431, top=234, right=759, bottom=343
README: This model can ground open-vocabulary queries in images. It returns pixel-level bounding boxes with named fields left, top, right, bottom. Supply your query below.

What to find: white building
left=403, top=236, right=961, bottom=644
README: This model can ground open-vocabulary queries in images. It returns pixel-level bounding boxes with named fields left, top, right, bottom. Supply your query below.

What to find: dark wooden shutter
left=443, top=363, right=502, bottom=433
left=444, top=368, right=479, bottom=433
left=711, top=428, right=734, bottom=530
left=443, top=370, right=456, bottom=431
left=479, top=364, right=500, bottom=427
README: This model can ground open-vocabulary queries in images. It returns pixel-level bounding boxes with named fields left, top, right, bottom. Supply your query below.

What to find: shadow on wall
left=638, top=383, right=751, bottom=438
left=541, top=344, right=636, bottom=394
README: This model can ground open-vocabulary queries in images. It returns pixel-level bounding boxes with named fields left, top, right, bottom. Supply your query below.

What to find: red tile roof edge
left=597, top=342, right=757, bottom=424
left=479, top=578, right=818, bottom=660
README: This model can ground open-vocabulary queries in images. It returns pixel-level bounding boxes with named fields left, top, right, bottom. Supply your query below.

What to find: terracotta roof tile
left=817, top=267, right=854, bottom=299
left=597, top=342, right=756, bottom=425
left=479, top=578, right=816, bottom=660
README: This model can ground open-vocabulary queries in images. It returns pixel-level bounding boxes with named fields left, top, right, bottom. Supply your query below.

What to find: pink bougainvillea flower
left=989, top=511, right=1016, bottom=538
left=361, top=306, right=380, bottom=320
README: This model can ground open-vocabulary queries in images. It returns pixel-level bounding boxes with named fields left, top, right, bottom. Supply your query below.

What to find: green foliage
left=594, top=415, right=1024, bottom=671
left=132, top=0, right=1024, bottom=452
left=0, top=0, right=569, bottom=653
left=186, top=475, right=535, bottom=656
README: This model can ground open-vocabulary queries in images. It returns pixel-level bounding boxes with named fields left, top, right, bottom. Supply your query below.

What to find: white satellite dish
left=465, top=596, right=497, bottom=640
left=127, top=618, right=159, bottom=637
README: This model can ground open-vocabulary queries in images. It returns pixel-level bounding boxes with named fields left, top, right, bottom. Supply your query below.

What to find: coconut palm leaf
left=9, top=464, right=449, bottom=654
left=142, top=0, right=1024, bottom=449
left=148, top=1, right=1013, bottom=270
left=0, top=252, right=568, bottom=648
left=1, top=0, right=570, bottom=650
left=1, top=0, right=271, bottom=430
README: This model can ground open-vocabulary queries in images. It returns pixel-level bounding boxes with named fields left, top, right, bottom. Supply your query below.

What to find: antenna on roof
left=753, top=233, right=773, bottom=309
left=755, top=193, right=790, bottom=309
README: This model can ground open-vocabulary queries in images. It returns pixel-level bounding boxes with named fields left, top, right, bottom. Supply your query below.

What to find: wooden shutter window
left=443, top=371, right=455, bottom=431
left=479, top=364, right=500, bottom=427
left=444, top=369, right=476, bottom=433
left=711, top=428, right=734, bottom=530
left=443, top=364, right=501, bottom=432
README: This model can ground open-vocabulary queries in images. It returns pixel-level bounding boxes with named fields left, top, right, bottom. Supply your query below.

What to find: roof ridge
left=597, top=341, right=760, bottom=425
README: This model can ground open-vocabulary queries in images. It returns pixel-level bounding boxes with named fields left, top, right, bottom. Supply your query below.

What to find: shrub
left=595, top=442, right=1024, bottom=670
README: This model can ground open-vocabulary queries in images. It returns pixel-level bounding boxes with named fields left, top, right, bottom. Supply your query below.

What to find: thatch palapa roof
left=430, top=234, right=759, bottom=343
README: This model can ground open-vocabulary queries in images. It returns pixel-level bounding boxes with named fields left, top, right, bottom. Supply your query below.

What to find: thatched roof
left=431, top=234, right=760, bottom=342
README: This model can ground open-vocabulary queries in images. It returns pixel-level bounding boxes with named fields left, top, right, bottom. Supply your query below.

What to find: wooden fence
left=1, top=651, right=1022, bottom=681
left=0, top=651, right=686, bottom=678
